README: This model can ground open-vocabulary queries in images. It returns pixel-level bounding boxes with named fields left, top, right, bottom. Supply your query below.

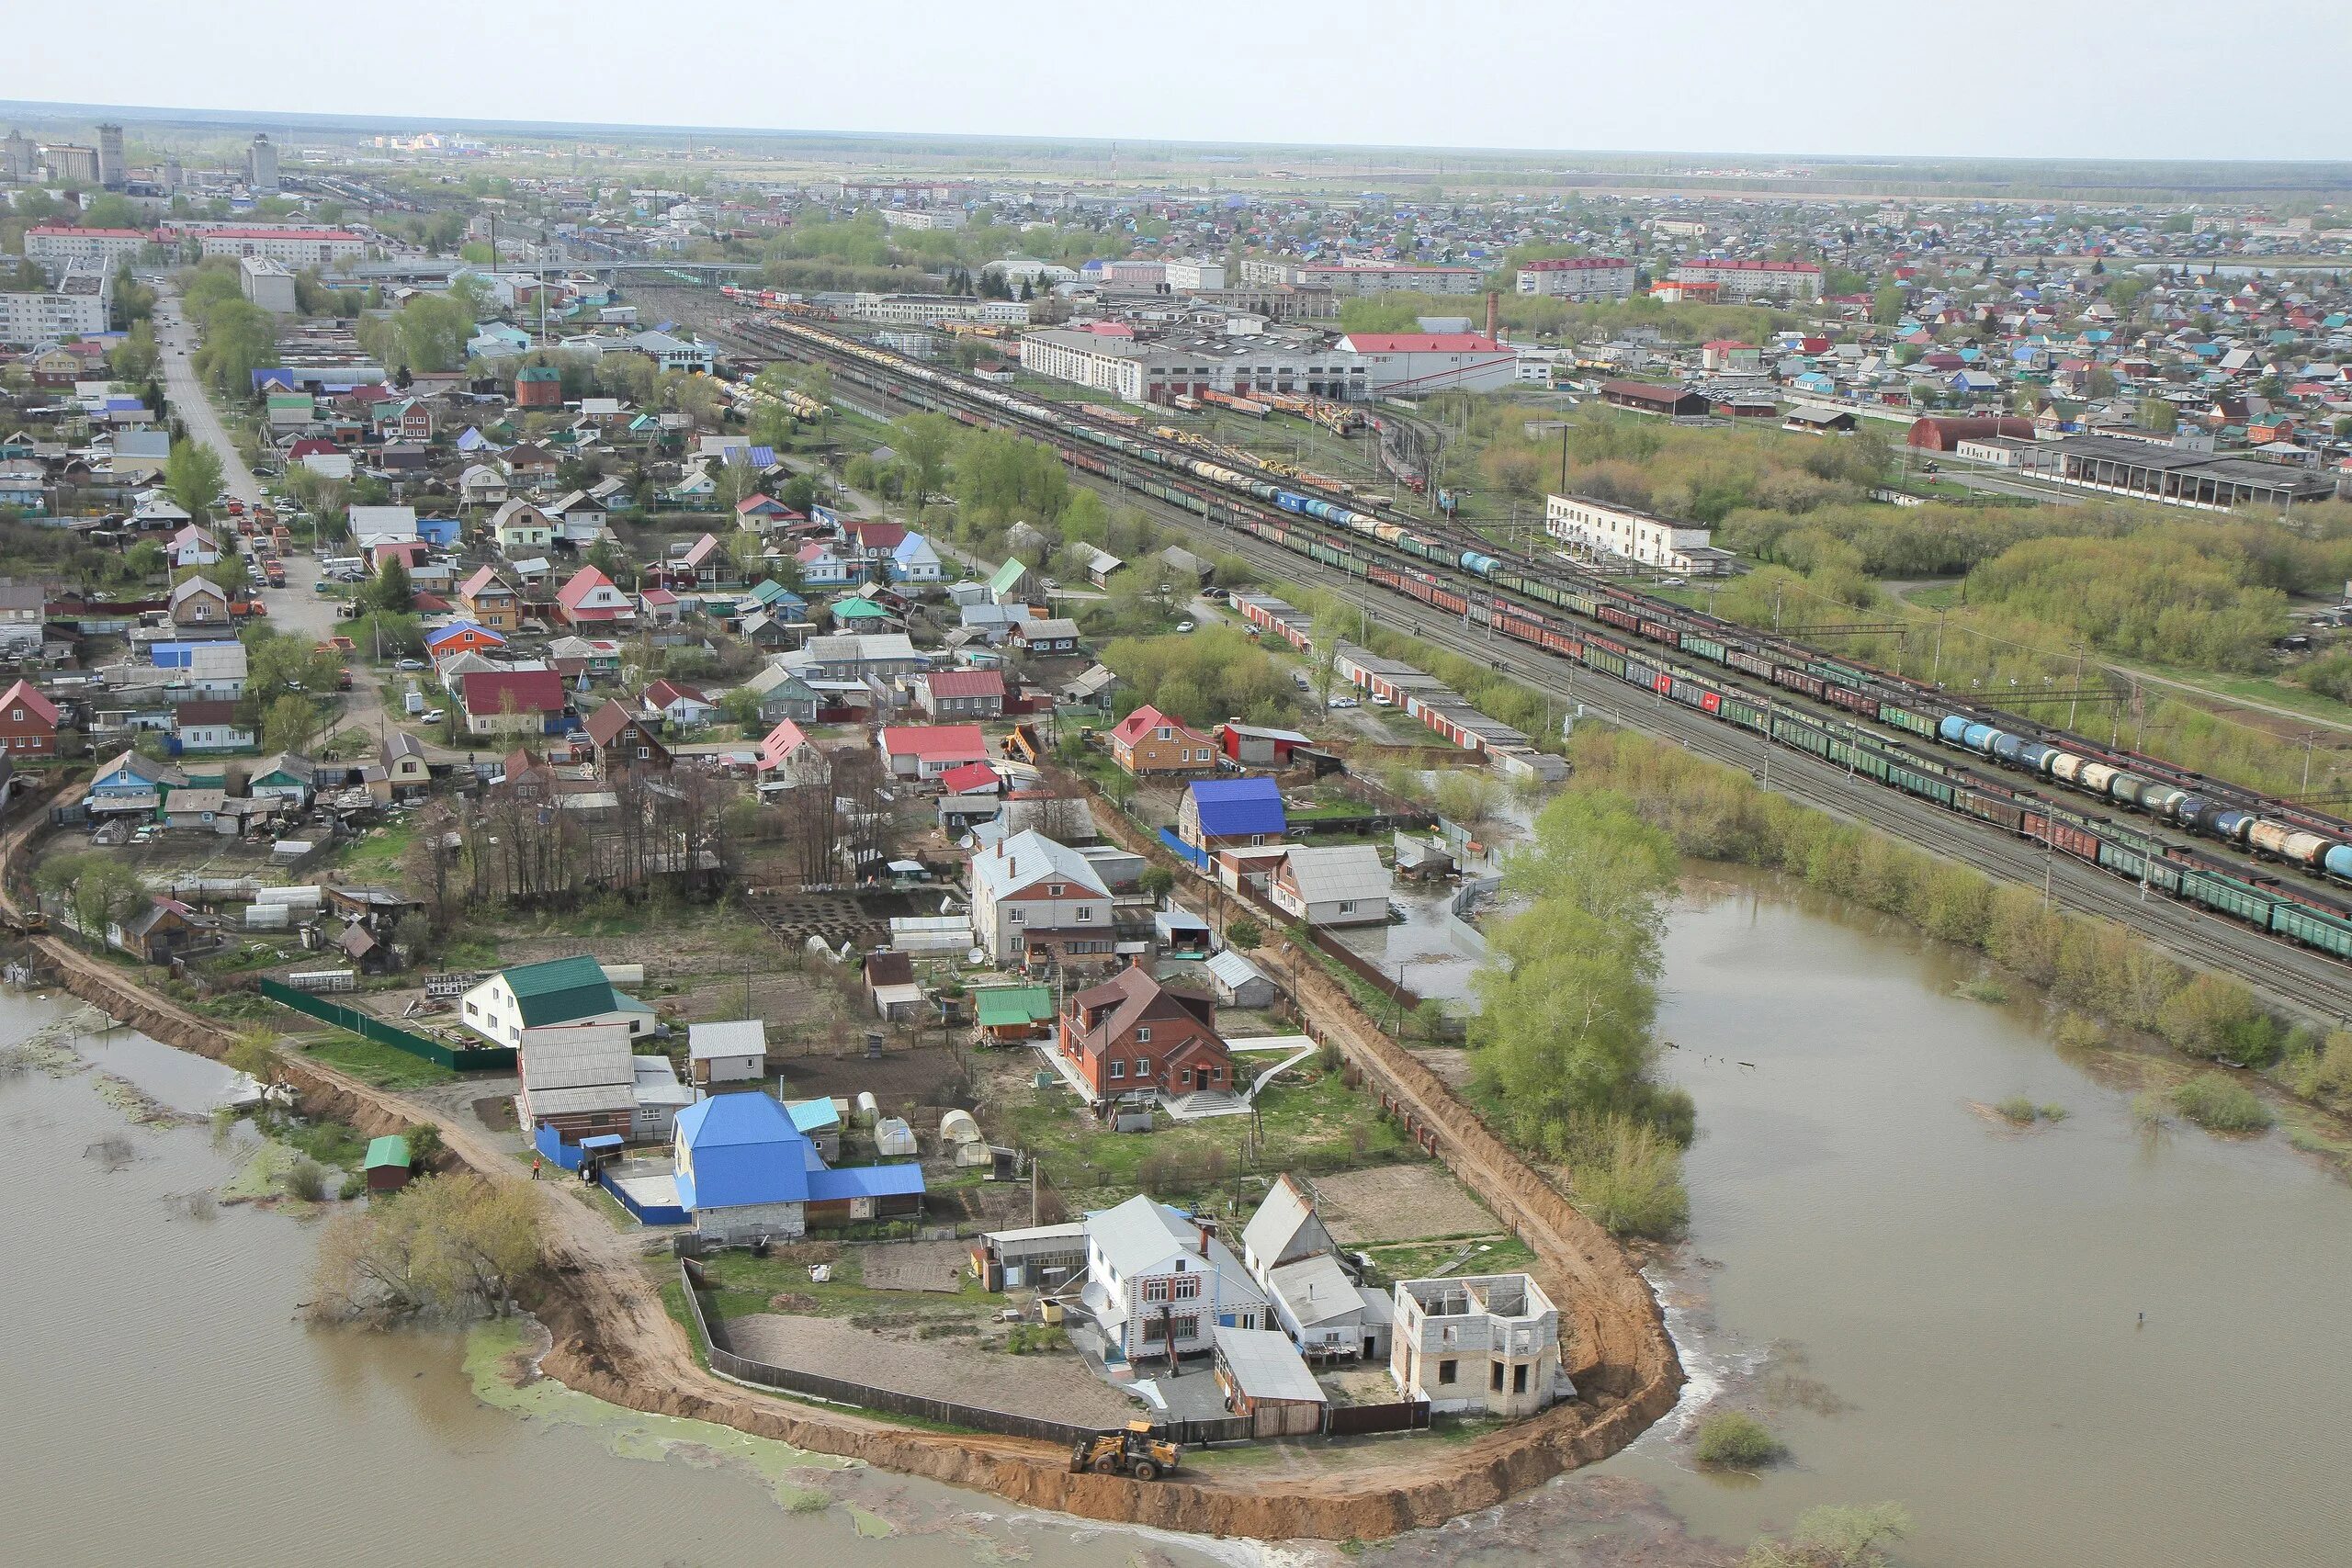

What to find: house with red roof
left=637, top=587, right=682, bottom=626
left=554, top=566, right=635, bottom=626
left=1109, top=705, right=1216, bottom=776
left=914, top=668, right=1005, bottom=720
left=753, top=718, right=824, bottom=784
left=457, top=669, right=567, bottom=738
left=642, top=679, right=717, bottom=728
left=0, top=680, right=59, bottom=756
left=939, top=760, right=1002, bottom=797
left=876, top=724, right=989, bottom=781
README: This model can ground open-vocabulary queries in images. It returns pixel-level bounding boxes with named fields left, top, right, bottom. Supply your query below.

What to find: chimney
left=1196, top=1218, right=1214, bottom=1256
left=1485, top=289, right=1500, bottom=344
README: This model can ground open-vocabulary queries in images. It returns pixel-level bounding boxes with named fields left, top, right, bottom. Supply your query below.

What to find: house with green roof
left=458, top=954, right=658, bottom=1048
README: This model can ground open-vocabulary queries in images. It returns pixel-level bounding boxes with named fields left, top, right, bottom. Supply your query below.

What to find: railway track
left=707, top=309, right=2352, bottom=1011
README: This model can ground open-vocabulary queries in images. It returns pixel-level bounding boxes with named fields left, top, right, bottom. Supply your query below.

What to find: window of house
left=1047, top=883, right=1064, bottom=897
left=1135, top=1026, right=1149, bottom=1043
left=1437, top=1359, right=1458, bottom=1385
left=1133, top=1057, right=1150, bottom=1078
left=1513, top=1363, right=1529, bottom=1394
left=1008, top=908, right=1024, bottom=923
left=1491, top=1360, right=1505, bottom=1393
left=1143, top=1276, right=1171, bottom=1303
left=1074, top=906, right=1091, bottom=922
left=1108, top=1059, right=1125, bottom=1079
left=1171, top=1274, right=1200, bottom=1300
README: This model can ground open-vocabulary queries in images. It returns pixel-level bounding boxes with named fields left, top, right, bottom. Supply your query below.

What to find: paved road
left=154, top=288, right=407, bottom=744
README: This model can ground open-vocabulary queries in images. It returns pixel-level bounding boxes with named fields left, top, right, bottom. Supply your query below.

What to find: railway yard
left=669, top=296, right=2352, bottom=1018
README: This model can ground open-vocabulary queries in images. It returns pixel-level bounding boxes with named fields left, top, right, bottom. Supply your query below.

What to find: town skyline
left=17, top=0, right=2352, bottom=164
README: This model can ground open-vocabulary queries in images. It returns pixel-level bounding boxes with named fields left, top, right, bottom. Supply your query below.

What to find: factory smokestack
left=1485, top=289, right=1500, bottom=344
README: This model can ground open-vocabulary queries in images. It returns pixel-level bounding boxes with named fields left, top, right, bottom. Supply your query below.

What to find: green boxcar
left=1681, top=633, right=1727, bottom=663
left=1721, top=696, right=1770, bottom=733
left=2272, top=901, right=2352, bottom=959
left=2180, top=869, right=2277, bottom=924
left=1880, top=703, right=1939, bottom=738
left=1586, top=647, right=1625, bottom=679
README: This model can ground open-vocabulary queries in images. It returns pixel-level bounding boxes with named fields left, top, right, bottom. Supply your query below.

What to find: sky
left=17, top=0, right=2352, bottom=164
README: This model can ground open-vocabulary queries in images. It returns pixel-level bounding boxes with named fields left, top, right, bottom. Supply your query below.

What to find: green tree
left=894, top=412, right=956, bottom=505
left=371, top=556, right=414, bottom=615
left=110, top=319, right=160, bottom=380
left=164, top=439, right=225, bottom=521
left=261, top=694, right=322, bottom=754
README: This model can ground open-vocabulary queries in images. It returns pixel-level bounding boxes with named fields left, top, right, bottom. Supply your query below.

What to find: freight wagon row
left=747, top=317, right=2352, bottom=893
left=1223, top=512, right=2352, bottom=966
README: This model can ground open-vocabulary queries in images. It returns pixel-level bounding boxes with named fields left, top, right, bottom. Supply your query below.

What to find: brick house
left=1109, top=704, right=1217, bottom=776
left=0, top=680, right=59, bottom=756
left=969, top=828, right=1115, bottom=972
left=1058, top=962, right=1234, bottom=1102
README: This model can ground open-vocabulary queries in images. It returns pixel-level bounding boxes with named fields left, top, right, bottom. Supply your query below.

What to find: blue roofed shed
left=672, top=1092, right=923, bottom=1242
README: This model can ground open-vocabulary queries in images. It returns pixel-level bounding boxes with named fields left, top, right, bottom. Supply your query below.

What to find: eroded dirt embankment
left=5, top=794, right=1683, bottom=1539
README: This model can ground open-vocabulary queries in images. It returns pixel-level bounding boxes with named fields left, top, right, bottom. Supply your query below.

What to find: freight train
left=747, top=314, right=2352, bottom=910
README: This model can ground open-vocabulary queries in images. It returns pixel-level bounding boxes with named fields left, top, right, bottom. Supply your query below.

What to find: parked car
left=420, top=708, right=445, bottom=725
left=1328, top=695, right=1359, bottom=709
left=395, top=658, right=425, bottom=671
left=1175, top=620, right=1194, bottom=633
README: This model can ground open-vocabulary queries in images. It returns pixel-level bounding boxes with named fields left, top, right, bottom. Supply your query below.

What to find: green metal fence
left=257, top=978, right=516, bottom=1072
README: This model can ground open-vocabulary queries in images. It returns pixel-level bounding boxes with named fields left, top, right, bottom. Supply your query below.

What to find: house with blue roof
left=1178, top=774, right=1286, bottom=853
left=672, top=1091, right=924, bottom=1243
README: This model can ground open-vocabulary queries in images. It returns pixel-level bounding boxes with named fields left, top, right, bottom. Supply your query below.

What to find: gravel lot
left=855, top=1238, right=971, bottom=1293
left=724, top=1314, right=1142, bottom=1427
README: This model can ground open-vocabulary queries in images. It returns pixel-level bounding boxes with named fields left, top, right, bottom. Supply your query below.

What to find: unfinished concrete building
left=1388, top=1273, right=1564, bottom=1417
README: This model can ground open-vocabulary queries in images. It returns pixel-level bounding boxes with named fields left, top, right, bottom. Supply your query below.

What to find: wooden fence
left=257, top=977, right=516, bottom=1071
left=1322, top=1399, right=1430, bottom=1438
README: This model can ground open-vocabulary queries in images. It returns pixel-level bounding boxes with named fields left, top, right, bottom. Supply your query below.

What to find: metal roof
left=688, top=1020, right=767, bottom=1061
left=1279, top=844, right=1391, bottom=906
left=1188, top=775, right=1285, bottom=837
left=673, top=1092, right=812, bottom=1210
left=501, top=955, right=618, bottom=1027
left=1213, top=1325, right=1326, bottom=1404
left=363, top=1135, right=411, bottom=1169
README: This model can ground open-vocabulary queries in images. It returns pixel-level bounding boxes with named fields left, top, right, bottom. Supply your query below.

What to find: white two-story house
left=1080, top=1194, right=1270, bottom=1368
left=969, top=829, right=1114, bottom=969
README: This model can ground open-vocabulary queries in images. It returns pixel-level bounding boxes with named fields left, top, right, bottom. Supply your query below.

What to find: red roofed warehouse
left=1906, top=415, right=2035, bottom=451
left=1334, top=333, right=1517, bottom=395
left=0, top=680, right=59, bottom=755
left=458, top=669, right=567, bottom=738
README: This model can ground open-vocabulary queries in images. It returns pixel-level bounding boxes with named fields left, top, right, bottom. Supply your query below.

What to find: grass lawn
left=332, top=818, right=420, bottom=883
left=689, top=1247, right=991, bottom=1324
left=298, top=1029, right=458, bottom=1089
left=1361, top=1235, right=1535, bottom=1285
left=1001, top=1057, right=1414, bottom=1209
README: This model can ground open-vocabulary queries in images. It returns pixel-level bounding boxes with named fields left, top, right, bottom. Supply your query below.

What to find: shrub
left=285, top=1156, right=329, bottom=1202
left=1954, top=976, right=2010, bottom=1005
left=2170, top=1073, right=2273, bottom=1134
left=1694, top=1409, right=1785, bottom=1467
left=2053, top=1012, right=2109, bottom=1051
left=1565, top=1116, right=1689, bottom=1239
left=1993, top=1097, right=2067, bottom=1126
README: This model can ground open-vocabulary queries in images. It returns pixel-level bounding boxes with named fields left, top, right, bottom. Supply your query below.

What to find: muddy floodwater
left=0, top=994, right=1232, bottom=1568
left=1585, top=868, right=2352, bottom=1568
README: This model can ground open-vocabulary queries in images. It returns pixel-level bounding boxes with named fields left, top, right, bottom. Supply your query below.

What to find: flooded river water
left=0, top=995, right=1230, bottom=1568
left=1585, top=867, right=2352, bottom=1568
left=10, top=855, right=2351, bottom=1568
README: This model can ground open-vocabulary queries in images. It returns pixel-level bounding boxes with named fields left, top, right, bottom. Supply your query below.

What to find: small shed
left=364, top=1135, right=413, bottom=1191
left=975, top=984, right=1055, bottom=1044
left=864, top=950, right=924, bottom=1021
left=687, top=1020, right=766, bottom=1086
left=1213, top=1325, right=1328, bottom=1437
left=1204, top=948, right=1277, bottom=1010
left=1153, top=903, right=1214, bottom=958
